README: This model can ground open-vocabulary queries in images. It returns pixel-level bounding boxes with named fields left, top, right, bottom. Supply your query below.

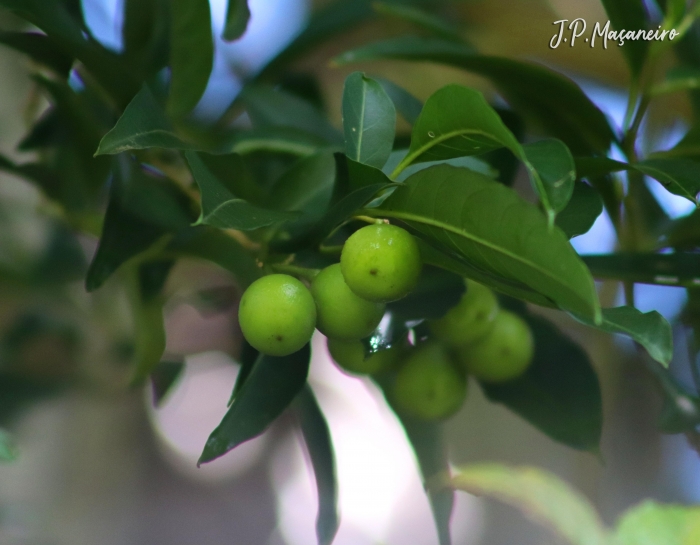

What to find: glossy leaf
left=482, top=310, right=602, bottom=451
left=373, top=2, right=463, bottom=42
left=0, top=429, right=18, bottom=462
left=243, top=85, right=342, bottom=145
left=185, top=151, right=299, bottom=230
left=167, top=0, right=214, bottom=118
left=522, top=138, right=576, bottom=214
left=96, top=86, right=194, bottom=155
left=222, top=0, right=250, bottom=41
left=199, top=344, right=311, bottom=464
left=387, top=266, right=465, bottom=321
left=376, top=165, right=601, bottom=320
left=573, top=306, right=673, bottom=367
left=294, top=386, right=339, bottom=545
left=374, top=77, right=423, bottom=125
left=383, top=150, right=497, bottom=182
left=634, top=158, right=700, bottom=203
left=615, top=501, right=700, bottom=545
left=583, top=253, right=700, bottom=287
left=334, top=36, right=615, bottom=154
left=342, top=72, right=396, bottom=169
left=450, top=464, right=609, bottom=545
left=556, top=182, right=604, bottom=239
left=600, top=0, right=649, bottom=76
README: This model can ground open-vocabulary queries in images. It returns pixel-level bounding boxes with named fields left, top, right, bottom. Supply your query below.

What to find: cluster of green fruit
left=238, top=222, right=535, bottom=420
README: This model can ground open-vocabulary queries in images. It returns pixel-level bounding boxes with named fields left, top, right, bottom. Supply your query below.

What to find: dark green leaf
left=377, top=165, right=601, bottom=320
left=667, top=207, right=700, bottom=248
left=522, top=138, right=576, bottom=214
left=334, top=36, right=615, bottom=154
left=96, top=85, right=194, bottom=155
left=0, top=32, right=73, bottom=76
left=374, top=76, right=423, bottom=125
left=383, top=150, right=497, bottom=183
left=574, top=156, right=629, bottom=179
left=482, top=310, right=602, bottom=451
left=199, top=345, right=311, bottom=464
left=600, top=0, right=649, bottom=76
left=583, top=252, right=700, bottom=287
left=0, top=429, right=18, bottom=462
left=450, top=464, right=609, bottom=545
left=223, top=127, right=333, bottom=156
left=230, top=340, right=259, bottom=404
left=122, top=0, right=171, bottom=78
left=0, top=0, right=86, bottom=49
left=186, top=150, right=299, bottom=230
left=373, top=2, right=463, bottom=42
left=242, top=85, right=342, bottom=145
left=150, top=360, right=185, bottom=406
left=634, top=158, right=700, bottom=203
left=573, top=306, right=673, bottom=367
left=294, top=386, right=339, bottom=545
left=198, top=152, right=268, bottom=205
left=387, top=266, right=465, bottom=321
left=167, top=0, right=214, bottom=118
left=222, top=0, right=250, bottom=41
left=555, top=182, right=603, bottom=239
left=342, top=72, right=396, bottom=169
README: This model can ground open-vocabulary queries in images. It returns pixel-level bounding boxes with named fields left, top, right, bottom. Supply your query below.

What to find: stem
left=319, top=244, right=343, bottom=255
left=353, top=215, right=384, bottom=225
left=270, top=263, right=320, bottom=281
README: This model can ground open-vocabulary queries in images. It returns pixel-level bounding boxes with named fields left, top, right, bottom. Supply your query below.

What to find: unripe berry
left=327, top=338, right=399, bottom=375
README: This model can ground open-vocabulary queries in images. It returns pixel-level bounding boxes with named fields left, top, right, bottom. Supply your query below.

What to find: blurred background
left=0, top=0, right=698, bottom=543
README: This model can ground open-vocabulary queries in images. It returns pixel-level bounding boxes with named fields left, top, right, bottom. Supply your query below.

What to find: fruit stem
left=319, top=244, right=343, bottom=255
left=353, top=215, right=384, bottom=225
left=270, top=263, right=320, bottom=281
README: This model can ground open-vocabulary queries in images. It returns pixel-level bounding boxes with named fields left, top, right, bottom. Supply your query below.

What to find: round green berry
left=311, top=264, right=385, bottom=340
left=429, top=280, right=499, bottom=347
left=238, top=274, right=316, bottom=357
left=456, top=310, right=534, bottom=383
left=392, top=342, right=467, bottom=420
left=340, top=223, right=422, bottom=303
left=327, top=338, right=399, bottom=375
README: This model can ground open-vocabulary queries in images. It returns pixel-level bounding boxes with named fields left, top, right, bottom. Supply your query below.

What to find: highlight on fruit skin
left=392, top=341, right=467, bottom=421
left=456, top=309, right=534, bottom=383
left=327, top=337, right=400, bottom=376
left=429, top=279, right=499, bottom=348
left=238, top=274, right=317, bottom=357
left=311, top=264, right=385, bottom=340
left=340, top=223, right=422, bottom=303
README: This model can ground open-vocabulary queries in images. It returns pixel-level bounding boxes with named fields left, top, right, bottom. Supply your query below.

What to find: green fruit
left=311, top=264, right=385, bottom=340
left=340, top=223, right=422, bottom=303
left=429, top=280, right=499, bottom=347
left=457, top=310, right=534, bottom=383
left=238, top=274, right=316, bottom=356
left=327, top=338, right=399, bottom=375
left=392, top=342, right=467, bottom=420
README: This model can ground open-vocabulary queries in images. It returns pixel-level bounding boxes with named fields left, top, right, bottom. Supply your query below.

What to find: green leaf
left=582, top=253, right=700, bottom=287
left=384, top=151, right=497, bottom=182
left=615, top=501, right=700, bottom=545
left=449, top=464, right=609, bottom=545
left=390, top=85, right=570, bottom=221
left=573, top=306, right=673, bottom=367
left=481, top=309, right=602, bottom=451
left=185, top=150, right=299, bottom=230
left=650, top=66, right=700, bottom=97
left=556, top=182, right=604, bottom=239
left=373, top=2, right=463, bottom=42
left=167, top=0, right=214, bottom=118
left=0, top=0, right=86, bottom=50
left=634, top=158, right=700, bottom=203
left=600, top=0, right=649, bottom=76
left=375, top=164, right=601, bottom=320
left=334, top=36, right=615, bottom=155
left=197, top=152, right=268, bottom=206
left=522, top=138, right=576, bottom=214
left=242, top=85, right=343, bottom=145
left=0, top=31, right=73, bottom=76
left=150, top=360, right=185, bottom=407
left=96, top=86, right=194, bottom=155
left=294, top=386, right=339, bottom=545
left=198, top=344, right=311, bottom=464
left=373, top=76, right=423, bottom=125
left=0, top=429, right=18, bottom=462
left=222, top=0, right=250, bottom=41
left=387, top=266, right=465, bottom=321
left=342, top=72, right=396, bottom=169
left=575, top=156, right=629, bottom=179
left=224, top=127, right=332, bottom=156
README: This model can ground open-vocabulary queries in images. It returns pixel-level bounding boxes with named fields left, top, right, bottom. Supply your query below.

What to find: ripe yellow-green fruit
left=392, top=342, right=467, bottom=420
left=457, top=310, right=534, bottom=383
left=340, top=223, right=422, bottom=303
left=238, top=274, right=316, bottom=357
left=327, top=338, right=399, bottom=375
left=429, top=280, right=499, bottom=347
left=311, top=264, right=385, bottom=340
